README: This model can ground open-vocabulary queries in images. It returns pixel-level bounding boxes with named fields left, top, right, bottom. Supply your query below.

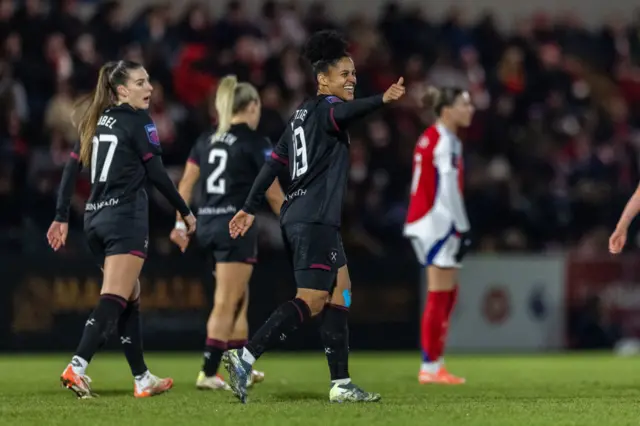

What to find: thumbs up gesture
left=383, top=77, right=406, bottom=103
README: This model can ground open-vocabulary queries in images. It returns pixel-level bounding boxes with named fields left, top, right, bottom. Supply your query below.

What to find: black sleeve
left=248, top=137, right=273, bottom=171
left=325, top=94, right=385, bottom=132
left=144, top=155, right=192, bottom=217
left=242, top=160, right=286, bottom=214
left=130, top=111, right=163, bottom=162
left=54, top=142, right=82, bottom=222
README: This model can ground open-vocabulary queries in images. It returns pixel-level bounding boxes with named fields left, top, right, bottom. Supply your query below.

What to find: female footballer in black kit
left=224, top=30, right=405, bottom=403
left=170, top=75, right=284, bottom=391
left=47, top=60, right=196, bottom=399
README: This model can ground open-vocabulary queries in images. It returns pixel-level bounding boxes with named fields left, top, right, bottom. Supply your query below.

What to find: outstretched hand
left=47, top=221, right=68, bottom=252
left=229, top=210, right=256, bottom=239
left=383, top=77, right=405, bottom=103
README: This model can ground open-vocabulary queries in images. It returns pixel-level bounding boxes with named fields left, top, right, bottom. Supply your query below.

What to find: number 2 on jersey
left=206, top=149, right=228, bottom=194
left=91, top=134, right=118, bottom=183
left=292, top=127, right=308, bottom=178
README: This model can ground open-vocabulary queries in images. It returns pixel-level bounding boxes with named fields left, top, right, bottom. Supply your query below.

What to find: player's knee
left=295, top=289, right=329, bottom=316
left=213, top=298, right=238, bottom=316
left=92, top=294, right=128, bottom=339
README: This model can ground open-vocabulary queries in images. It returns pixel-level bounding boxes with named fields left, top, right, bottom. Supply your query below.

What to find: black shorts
left=282, top=223, right=346, bottom=291
left=84, top=198, right=149, bottom=262
left=197, top=217, right=257, bottom=264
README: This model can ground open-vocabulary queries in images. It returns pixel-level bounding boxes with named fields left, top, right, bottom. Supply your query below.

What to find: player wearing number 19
left=46, top=60, right=196, bottom=399
left=225, top=30, right=405, bottom=403
left=170, top=75, right=284, bottom=391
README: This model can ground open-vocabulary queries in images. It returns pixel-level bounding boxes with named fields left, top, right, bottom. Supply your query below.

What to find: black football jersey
left=188, top=123, right=272, bottom=219
left=71, top=103, right=162, bottom=213
left=271, top=95, right=351, bottom=227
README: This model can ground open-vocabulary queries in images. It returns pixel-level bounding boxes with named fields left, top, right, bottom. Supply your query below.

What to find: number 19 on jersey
left=292, top=127, right=308, bottom=178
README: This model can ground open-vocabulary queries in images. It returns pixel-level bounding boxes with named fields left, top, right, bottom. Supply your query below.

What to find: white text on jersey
left=97, top=115, right=117, bottom=129
left=212, top=133, right=237, bottom=146
left=294, top=109, right=308, bottom=122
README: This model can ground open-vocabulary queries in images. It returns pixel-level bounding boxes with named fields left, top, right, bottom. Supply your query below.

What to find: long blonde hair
left=74, top=60, right=142, bottom=166
left=213, top=75, right=260, bottom=138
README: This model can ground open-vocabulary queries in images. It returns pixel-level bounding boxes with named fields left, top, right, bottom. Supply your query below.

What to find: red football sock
left=420, top=291, right=450, bottom=362
left=447, top=285, right=459, bottom=320
left=439, top=285, right=459, bottom=357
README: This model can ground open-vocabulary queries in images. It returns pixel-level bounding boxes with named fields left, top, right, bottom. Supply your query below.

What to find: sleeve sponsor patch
left=263, top=148, right=273, bottom=160
left=145, top=123, right=160, bottom=146
left=325, top=95, right=343, bottom=104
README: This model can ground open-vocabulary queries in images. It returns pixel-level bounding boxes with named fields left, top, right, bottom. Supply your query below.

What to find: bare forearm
left=265, top=178, right=285, bottom=216
left=617, top=186, right=640, bottom=229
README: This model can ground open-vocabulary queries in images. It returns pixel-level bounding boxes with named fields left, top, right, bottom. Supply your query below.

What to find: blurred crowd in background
left=2, top=0, right=640, bottom=257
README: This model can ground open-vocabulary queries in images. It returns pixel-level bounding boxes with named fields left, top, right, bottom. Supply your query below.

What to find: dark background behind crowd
left=3, top=0, right=640, bottom=260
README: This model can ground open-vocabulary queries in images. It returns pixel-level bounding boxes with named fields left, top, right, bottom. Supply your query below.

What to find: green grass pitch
left=0, top=352, right=637, bottom=426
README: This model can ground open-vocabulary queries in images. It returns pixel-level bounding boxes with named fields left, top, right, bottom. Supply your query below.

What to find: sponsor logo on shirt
left=325, top=96, right=343, bottom=104
left=145, top=123, right=160, bottom=146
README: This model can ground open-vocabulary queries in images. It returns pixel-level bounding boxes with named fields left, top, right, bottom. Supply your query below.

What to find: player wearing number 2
left=47, top=60, right=196, bottom=399
left=404, top=86, right=475, bottom=385
left=223, top=30, right=405, bottom=404
left=170, top=75, right=284, bottom=391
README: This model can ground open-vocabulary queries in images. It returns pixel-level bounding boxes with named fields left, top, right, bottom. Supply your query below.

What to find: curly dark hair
left=302, top=30, right=350, bottom=75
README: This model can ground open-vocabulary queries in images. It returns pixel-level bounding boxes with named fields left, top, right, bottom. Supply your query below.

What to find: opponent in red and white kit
left=404, top=86, right=475, bottom=384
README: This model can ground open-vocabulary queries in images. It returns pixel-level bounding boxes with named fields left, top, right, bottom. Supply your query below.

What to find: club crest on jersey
left=145, top=123, right=160, bottom=146
left=325, top=96, right=343, bottom=104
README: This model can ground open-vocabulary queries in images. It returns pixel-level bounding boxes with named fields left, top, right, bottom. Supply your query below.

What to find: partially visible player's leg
left=225, top=223, right=350, bottom=402
left=227, top=287, right=265, bottom=387
left=322, top=265, right=381, bottom=403
left=419, top=234, right=464, bottom=384
left=196, top=261, right=251, bottom=391
left=114, top=277, right=173, bottom=398
left=228, top=287, right=249, bottom=348
left=240, top=280, right=327, bottom=362
left=61, top=253, right=142, bottom=398
left=224, top=277, right=329, bottom=403
left=117, top=280, right=147, bottom=380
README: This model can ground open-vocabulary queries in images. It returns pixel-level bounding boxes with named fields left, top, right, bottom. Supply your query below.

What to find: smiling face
left=317, top=56, right=357, bottom=101
left=115, top=67, right=153, bottom=110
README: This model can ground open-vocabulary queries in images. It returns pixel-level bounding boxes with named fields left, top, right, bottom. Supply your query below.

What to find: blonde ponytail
left=214, top=75, right=238, bottom=138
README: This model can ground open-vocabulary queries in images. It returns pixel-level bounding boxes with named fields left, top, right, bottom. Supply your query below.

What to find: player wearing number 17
left=46, top=60, right=196, bottom=399
left=225, top=30, right=405, bottom=403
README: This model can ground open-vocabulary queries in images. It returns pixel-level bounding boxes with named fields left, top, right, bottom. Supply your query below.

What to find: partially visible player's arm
left=54, top=143, right=82, bottom=223
left=615, top=184, right=640, bottom=231
left=250, top=138, right=285, bottom=216
left=265, top=178, right=285, bottom=216
left=243, top=132, right=289, bottom=215
left=174, top=159, right=200, bottom=225
left=132, top=114, right=192, bottom=219
left=434, top=147, right=470, bottom=233
left=329, top=95, right=384, bottom=131
left=144, top=157, right=191, bottom=218
left=243, top=160, right=286, bottom=214
left=329, top=78, right=404, bottom=130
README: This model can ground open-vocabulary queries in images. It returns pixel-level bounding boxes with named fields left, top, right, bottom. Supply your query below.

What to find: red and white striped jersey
left=404, top=123, right=469, bottom=241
